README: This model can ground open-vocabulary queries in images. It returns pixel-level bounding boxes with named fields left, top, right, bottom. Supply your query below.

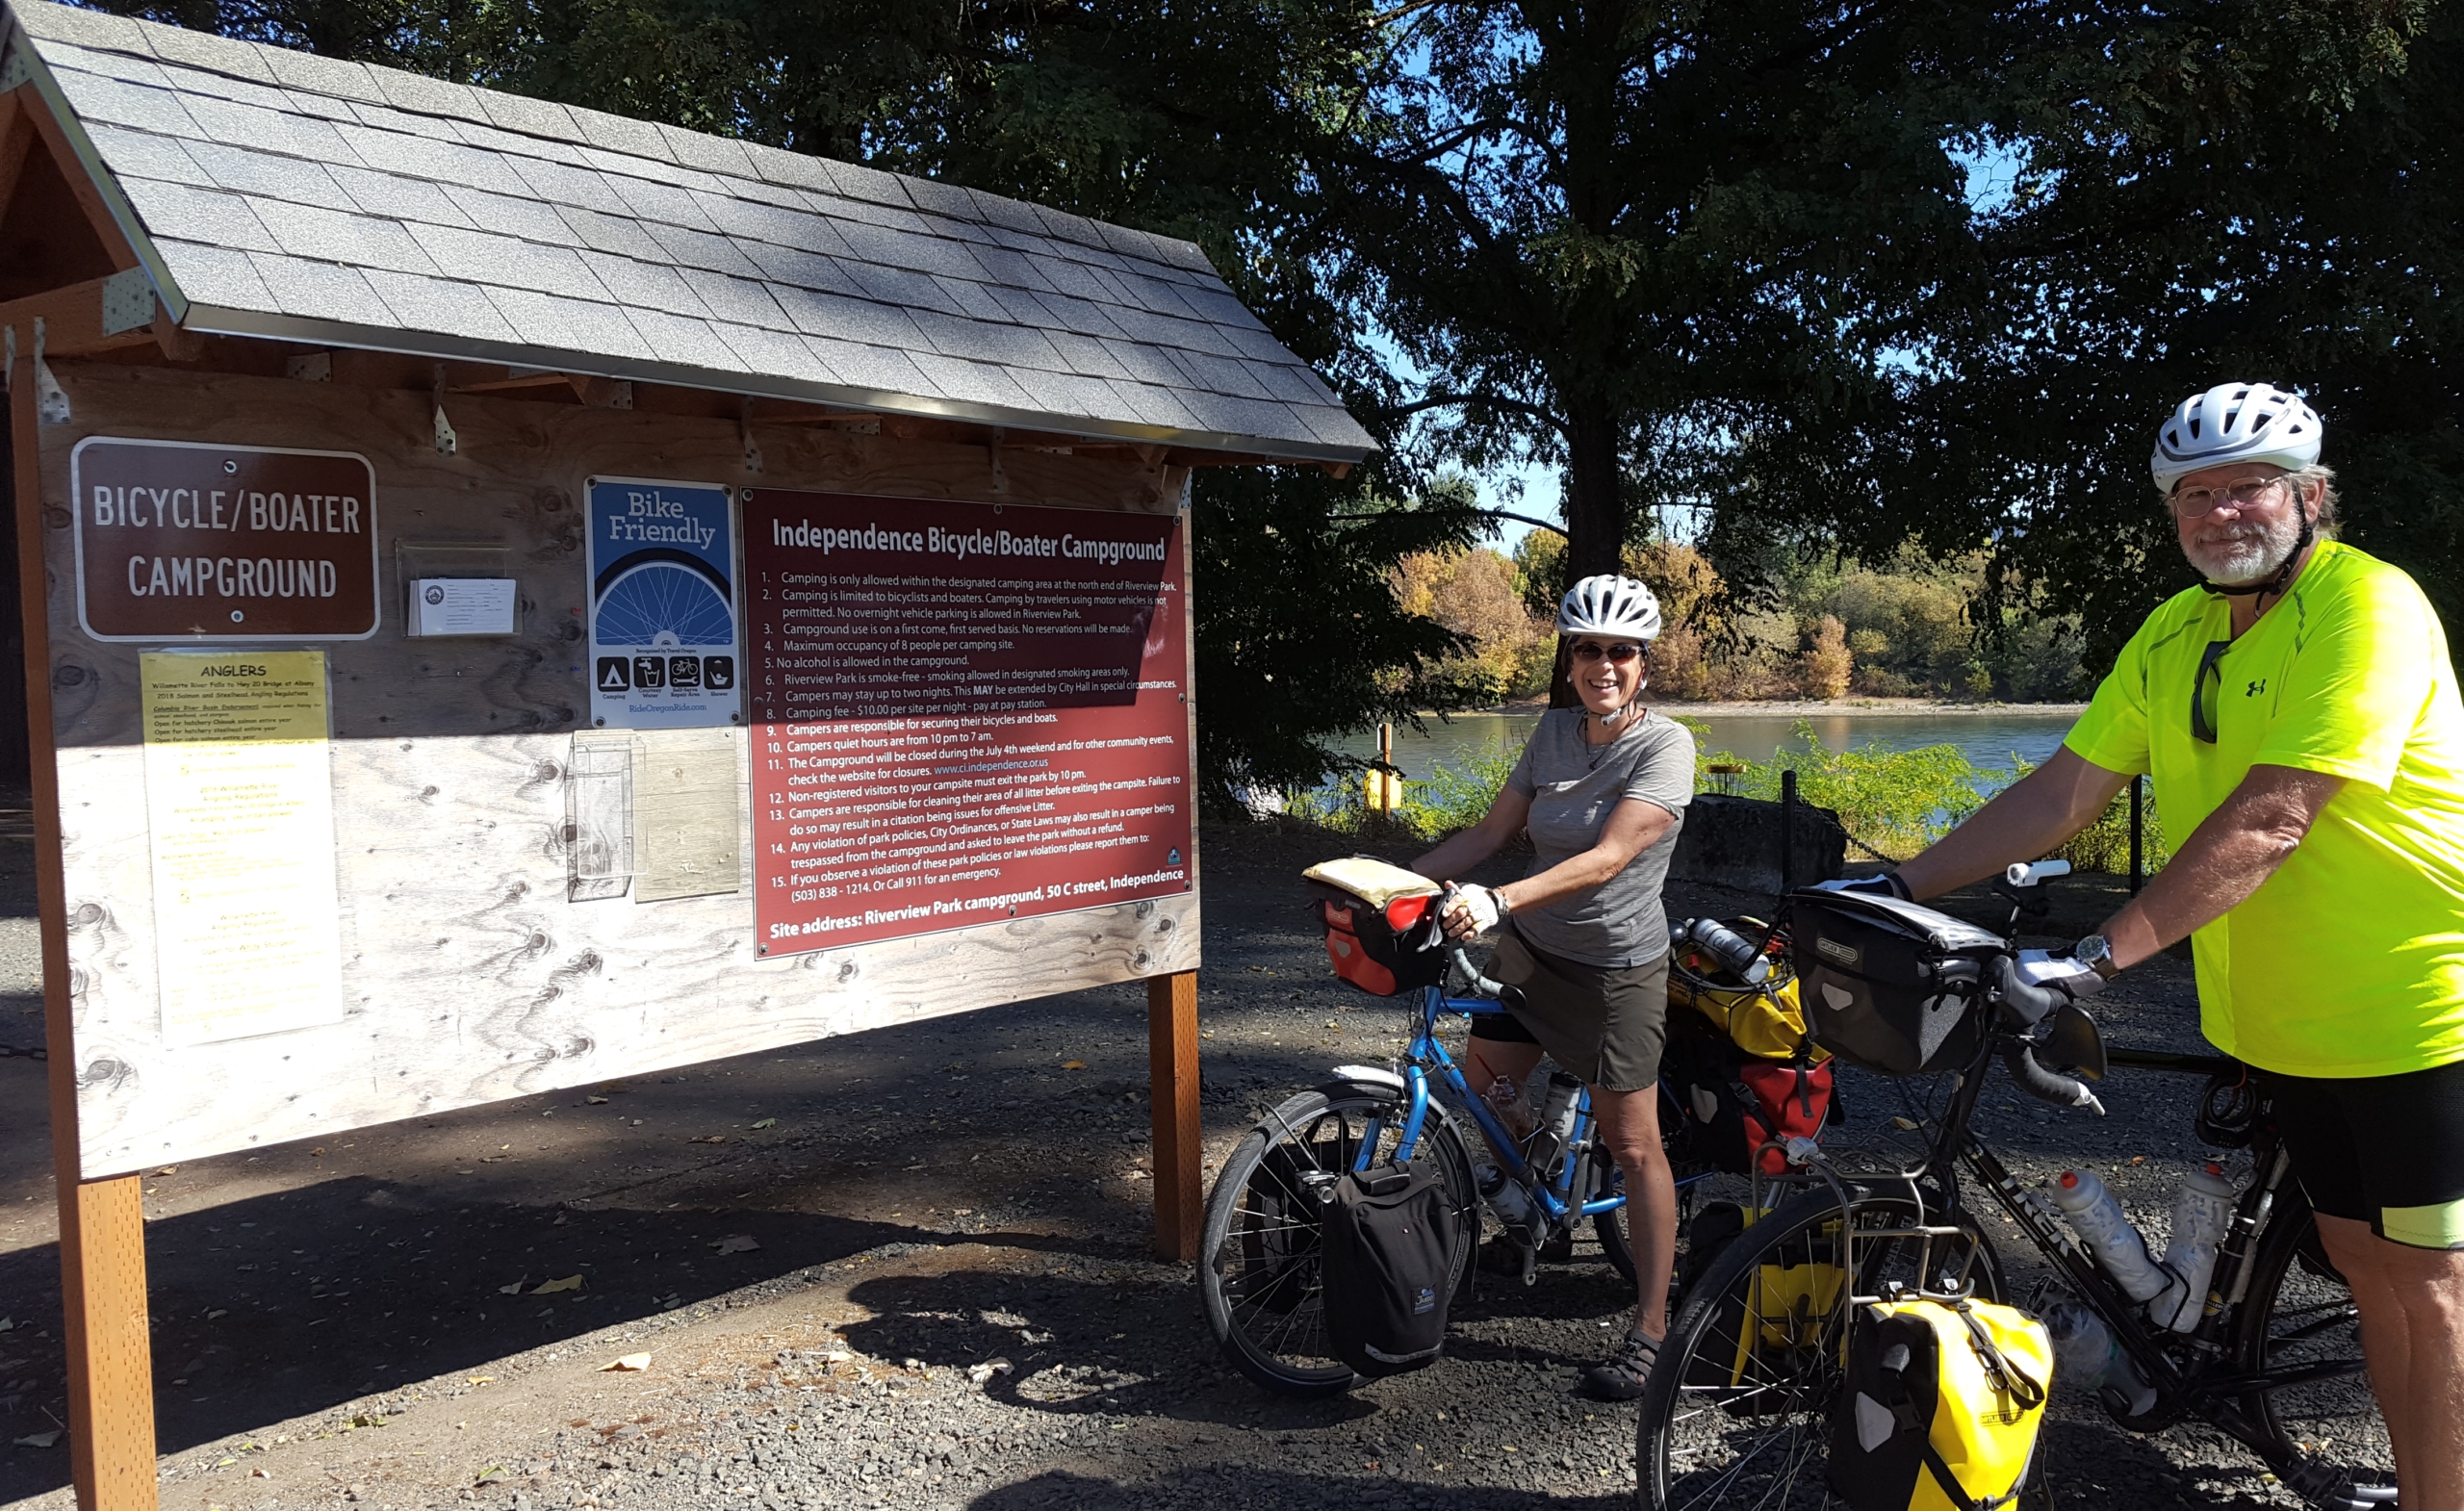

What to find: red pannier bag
left=1303, top=857, right=1448, bottom=997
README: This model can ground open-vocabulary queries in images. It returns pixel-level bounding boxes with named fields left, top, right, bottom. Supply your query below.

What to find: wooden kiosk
left=0, top=2, right=1373, bottom=1504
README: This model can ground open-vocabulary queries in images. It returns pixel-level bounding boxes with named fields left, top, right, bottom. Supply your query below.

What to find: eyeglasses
left=1571, top=641, right=1644, bottom=664
left=2192, top=638, right=2230, bottom=744
left=2170, top=474, right=2288, bottom=520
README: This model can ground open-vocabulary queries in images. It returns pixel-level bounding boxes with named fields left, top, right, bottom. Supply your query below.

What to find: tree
left=1319, top=1, right=1994, bottom=581
left=1706, top=1, right=2450, bottom=669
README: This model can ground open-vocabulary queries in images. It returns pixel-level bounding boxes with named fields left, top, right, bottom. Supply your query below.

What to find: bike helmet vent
left=2151, top=382, right=2323, bottom=496
left=1556, top=575, right=1663, bottom=641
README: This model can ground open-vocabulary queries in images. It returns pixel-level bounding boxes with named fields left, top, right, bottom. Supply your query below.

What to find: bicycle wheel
left=1197, top=1083, right=1478, bottom=1396
left=1635, top=1185, right=2003, bottom=1511
left=2233, top=1192, right=2399, bottom=1507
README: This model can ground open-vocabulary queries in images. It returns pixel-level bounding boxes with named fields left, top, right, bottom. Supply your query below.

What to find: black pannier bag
left=1786, top=889, right=2008, bottom=1077
left=1303, top=857, right=1448, bottom=997
left=1317, top=1158, right=1462, bottom=1376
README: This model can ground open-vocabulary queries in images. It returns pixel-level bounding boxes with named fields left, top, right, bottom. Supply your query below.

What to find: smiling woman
left=1408, top=572, right=1697, bottom=1401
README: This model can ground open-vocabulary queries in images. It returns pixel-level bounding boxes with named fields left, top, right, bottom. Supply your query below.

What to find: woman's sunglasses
left=1571, top=640, right=1644, bottom=665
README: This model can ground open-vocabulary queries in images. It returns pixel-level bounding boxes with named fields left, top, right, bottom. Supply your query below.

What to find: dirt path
left=1, top=823, right=2302, bottom=1510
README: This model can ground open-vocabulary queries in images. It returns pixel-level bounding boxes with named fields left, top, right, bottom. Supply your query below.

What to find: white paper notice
left=410, top=577, right=518, bottom=636
left=141, top=651, right=346, bottom=1047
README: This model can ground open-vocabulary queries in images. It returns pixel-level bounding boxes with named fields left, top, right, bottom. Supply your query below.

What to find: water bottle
left=1480, top=1074, right=1533, bottom=1141
left=1682, top=918, right=1772, bottom=986
left=1527, top=1072, right=1583, bottom=1174
left=2153, top=1162, right=2238, bottom=1331
left=1476, top=1163, right=1538, bottom=1235
left=2042, top=1298, right=2158, bottom=1418
left=2047, top=1169, right=2170, bottom=1302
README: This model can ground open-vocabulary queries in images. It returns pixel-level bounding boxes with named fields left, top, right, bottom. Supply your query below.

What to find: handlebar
left=1988, top=956, right=2105, bottom=1114
left=2001, top=1039, right=2106, bottom=1114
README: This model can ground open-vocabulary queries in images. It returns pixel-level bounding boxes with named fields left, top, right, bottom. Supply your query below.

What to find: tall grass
left=1693, top=720, right=2012, bottom=861
left=1287, top=718, right=2167, bottom=876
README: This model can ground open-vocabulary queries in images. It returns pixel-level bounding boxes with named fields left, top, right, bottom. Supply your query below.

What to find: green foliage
left=1286, top=744, right=1519, bottom=842
left=1192, top=466, right=1488, bottom=813
left=1322, top=2, right=1987, bottom=582
left=2049, top=782, right=2171, bottom=879
left=1694, top=722, right=2015, bottom=862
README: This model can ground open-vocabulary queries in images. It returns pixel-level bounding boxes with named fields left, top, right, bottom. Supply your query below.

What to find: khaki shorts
left=1476, top=925, right=1670, bottom=1092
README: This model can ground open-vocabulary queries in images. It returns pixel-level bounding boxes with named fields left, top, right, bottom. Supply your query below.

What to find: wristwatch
left=2074, top=934, right=2119, bottom=980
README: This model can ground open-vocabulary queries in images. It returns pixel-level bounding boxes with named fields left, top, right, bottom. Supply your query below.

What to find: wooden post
left=1375, top=722, right=1394, bottom=813
left=1147, top=969, right=1202, bottom=1261
left=1778, top=768, right=1798, bottom=891
left=14, top=347, right=160, bottom=1510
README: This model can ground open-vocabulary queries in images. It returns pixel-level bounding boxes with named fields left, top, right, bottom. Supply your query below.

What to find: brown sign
left=71, top=438, right=380, bottom=641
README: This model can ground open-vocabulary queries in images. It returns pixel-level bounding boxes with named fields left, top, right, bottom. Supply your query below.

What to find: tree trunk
left=1550, top=399, right=1626, bottom=707
left=1561, top=403, right=1624, bottom=581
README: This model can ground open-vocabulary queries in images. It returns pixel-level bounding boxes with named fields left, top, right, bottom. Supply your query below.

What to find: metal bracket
left=431, top=364, right=457, bottom=455
left=98, top=268, right=157, bottom=336
left=739, top=398, right=762, bottom=474
left=0, top=46, right=31, bottom=94
left=988, top=425, right=1008, bottom=495
left=285, top=351, right=332, bottom=383
left=34, top=317, right=69, bottom=423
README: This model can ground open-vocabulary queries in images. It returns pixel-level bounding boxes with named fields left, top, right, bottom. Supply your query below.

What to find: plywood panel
left=38, top=361, right=1199, bottom=1177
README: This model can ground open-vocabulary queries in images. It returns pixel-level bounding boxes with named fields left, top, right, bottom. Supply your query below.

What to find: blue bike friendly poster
left=584, top=476, right=742, bottom=730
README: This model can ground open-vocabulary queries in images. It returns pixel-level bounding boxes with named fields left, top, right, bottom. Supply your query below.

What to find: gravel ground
left=0, top=820, right=2323, bottom=1511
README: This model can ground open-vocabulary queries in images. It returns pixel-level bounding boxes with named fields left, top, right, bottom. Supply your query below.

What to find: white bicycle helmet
left=1556, top=575, right=1662, bottom=642
left=2150, top=382, right=2323, bottom=495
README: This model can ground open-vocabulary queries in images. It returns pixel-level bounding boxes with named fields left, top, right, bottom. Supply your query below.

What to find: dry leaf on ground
left=750, top=1118, right=778, bottom=1130
left=602, top=1353, right=652, bottom=1372
left=13, top=1432, right=60, bottom=1448
left=530, top=1275, right=583, bottom=1294
left=1062, top=1061, right=1087, bottom=1070
left=712, top=1235, right=760, bottom=1255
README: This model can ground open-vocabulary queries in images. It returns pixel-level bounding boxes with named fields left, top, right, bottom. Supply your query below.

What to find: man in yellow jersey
left=1860, top=383, right=2464, bottom=1507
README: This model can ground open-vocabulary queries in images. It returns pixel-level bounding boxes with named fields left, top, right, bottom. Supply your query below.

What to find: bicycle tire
left=2231, top=1191, right=2399, bottom=1508
left=1197, top=1083, right=1478, bottom=1396
left=1634, top=1184, right=2004, bottom=1511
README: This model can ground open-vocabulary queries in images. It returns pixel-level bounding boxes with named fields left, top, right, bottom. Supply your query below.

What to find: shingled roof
left=0, top=0, right=1371, bottom=461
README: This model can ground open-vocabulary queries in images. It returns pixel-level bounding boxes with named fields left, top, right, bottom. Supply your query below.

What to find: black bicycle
left=1633, top=872, right=2394, bottom=1511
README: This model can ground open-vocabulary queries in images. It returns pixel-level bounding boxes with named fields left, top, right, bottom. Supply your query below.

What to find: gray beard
left=2186, top=509, right=2303, bottom=586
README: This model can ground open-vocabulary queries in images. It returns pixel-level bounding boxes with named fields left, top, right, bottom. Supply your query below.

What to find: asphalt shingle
left=8, top=0, right=1369, bottom=457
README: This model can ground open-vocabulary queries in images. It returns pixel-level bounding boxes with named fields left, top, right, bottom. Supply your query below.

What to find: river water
left=1330, top=705, right=2084, bottom=784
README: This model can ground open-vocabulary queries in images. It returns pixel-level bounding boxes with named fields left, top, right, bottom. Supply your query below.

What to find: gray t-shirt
left=1503, top=707, right=1696, bottom=968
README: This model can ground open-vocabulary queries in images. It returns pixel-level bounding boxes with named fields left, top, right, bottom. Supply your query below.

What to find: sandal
left=1578, top=1328, right=1660, bottom=1400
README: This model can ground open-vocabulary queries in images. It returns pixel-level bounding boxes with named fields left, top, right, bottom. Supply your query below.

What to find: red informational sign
left=742, top=490, right=1194, bottom=956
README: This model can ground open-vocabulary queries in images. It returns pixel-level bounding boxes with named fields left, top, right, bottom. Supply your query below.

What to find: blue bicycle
left=1198, top=942, right=1722, bottom=1396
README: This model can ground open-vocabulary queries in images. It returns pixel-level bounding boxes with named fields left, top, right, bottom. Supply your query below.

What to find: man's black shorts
left=2257, top=1057, right=2464, bottom=1249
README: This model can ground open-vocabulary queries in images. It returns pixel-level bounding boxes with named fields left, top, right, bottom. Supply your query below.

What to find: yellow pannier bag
left=1667, top=920, right=1828, bottom=1064
left=1828, top=1297, right=2051, bottom=1511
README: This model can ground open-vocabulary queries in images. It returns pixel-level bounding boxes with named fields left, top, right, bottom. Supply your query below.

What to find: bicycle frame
left=1872, top=1027, right=2353, bottom=1457
left=1352, top=982, right=1678, bottom=1227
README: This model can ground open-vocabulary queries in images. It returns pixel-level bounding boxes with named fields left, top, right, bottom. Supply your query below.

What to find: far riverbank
left=1485, top=695, right=2090, bottom=719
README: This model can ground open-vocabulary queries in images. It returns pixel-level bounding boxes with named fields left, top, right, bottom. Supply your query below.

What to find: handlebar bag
left=1303, top=857, right=1447, bottom=997
left=1787, top=890, right=2007, bottom=1076
left=1827, top=1296, right=2050, bottom=1511
left=1317, top=1157, right=1461, bottom=1377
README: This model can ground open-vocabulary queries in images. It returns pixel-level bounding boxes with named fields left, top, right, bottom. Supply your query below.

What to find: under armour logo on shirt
left=2246, top=679, right=2268, bottom=697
